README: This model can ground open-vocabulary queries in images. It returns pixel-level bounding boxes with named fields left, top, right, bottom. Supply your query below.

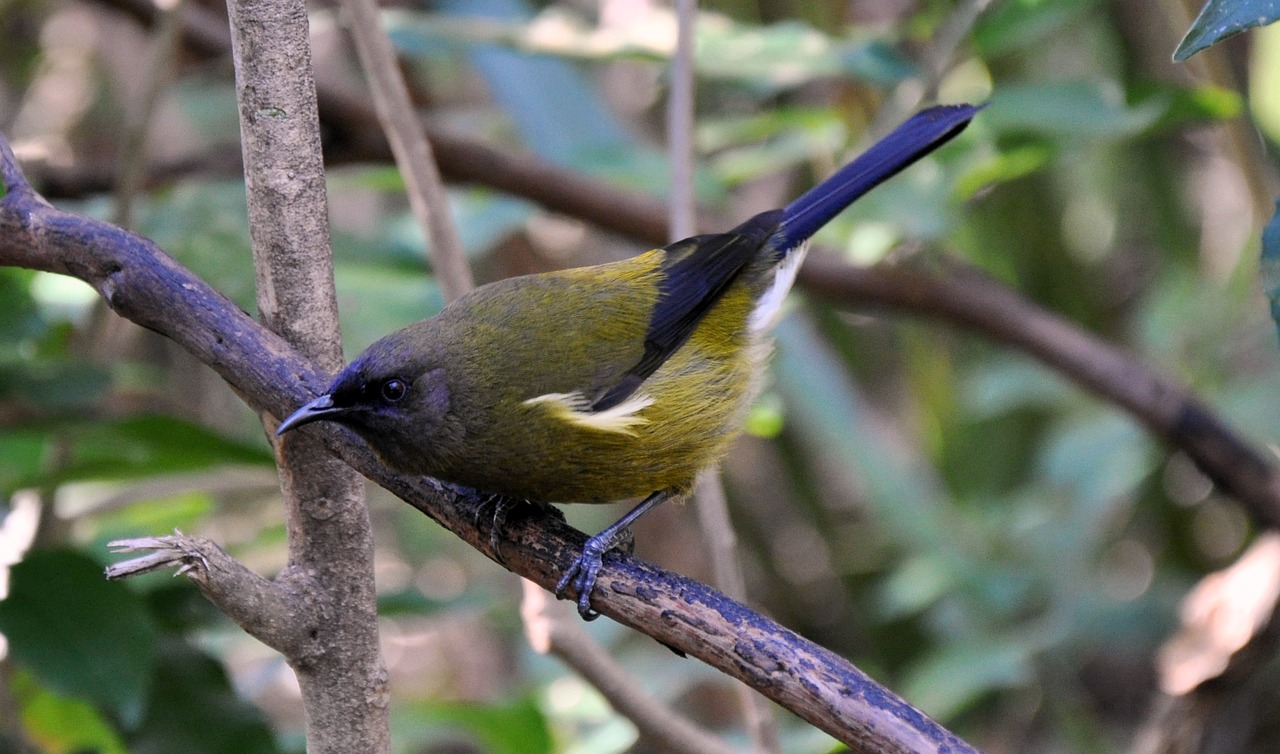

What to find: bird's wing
left=591, top=211, right=781, bottom=412
left=591, top=102, right=984, bottom=413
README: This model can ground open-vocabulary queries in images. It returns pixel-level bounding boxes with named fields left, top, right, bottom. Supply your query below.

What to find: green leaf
left=0, top=430, right=48, bottom=497
left=1175, top=0, right=1280, bottom=61
left=974, top=0, right=1100, bottom=57
left=128, top=639, right=283, bottom=754
left=962, top=357, right=1073, bottom=417
left=984, top=82, right=1165, bottom=139
left=387, top=9, right=915, bottom=91
left=0, top=361, right=112, bottom=413
left=772, top=316, right=957, bottom=551
left=0, top=269, right=43, bottom=349
left=14, top=670, right=129, bottom=754
left=12, top=415, right=273, bottom=491
left=954, top=143, right=1052, bottom=199
left=1135, top=83, right=1243, bottom=127
left=878, top=554, right=958, bottom=619
left=695, top=19, right=912, bottom=90
left=133, top=182, right=257, bottom=312
left=395, top=696, right=553, bottom=754
left=900, top=634, right=1038, bottom=720
left=86, top=492, right=218, bottom=551
left=334, top=264, right=444, bottom=355
left=1038, top=411, right=1154, bottom=516
left=0, top=549, right=158, bottom=723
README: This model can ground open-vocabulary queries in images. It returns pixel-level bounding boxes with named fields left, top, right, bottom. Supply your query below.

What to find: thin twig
left=666, top=6, right=780, bottom=747
left=106, top=533, right=312, bottom=652
left=112, top=0, right=185, bottom=230
left=522, top=583, right=751, bottom=754
left=667, top=0, right=697, bottom=241
left=870, top=0, right=991, bottom=138
left=694, top=470, right=782, bottom=751
left=338, top=0, right=473, bottom=302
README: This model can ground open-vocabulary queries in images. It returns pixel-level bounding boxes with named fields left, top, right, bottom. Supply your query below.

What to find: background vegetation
left=1, top=0, right=1278, bottom=751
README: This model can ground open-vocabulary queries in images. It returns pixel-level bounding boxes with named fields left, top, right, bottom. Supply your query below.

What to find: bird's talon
left=554, top=562, right=579, bottom=599
left=557, top=539, right=611, bottom=619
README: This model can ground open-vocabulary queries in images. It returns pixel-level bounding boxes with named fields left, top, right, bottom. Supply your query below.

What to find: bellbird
left=276, top=103, right=981, bottom=619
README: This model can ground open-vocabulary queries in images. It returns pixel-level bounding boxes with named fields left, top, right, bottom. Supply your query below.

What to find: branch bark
left=0, top=134, right=977, bottom=754
left=227, top=0, right=389, bottom=749
left=338, top=0, right=473, bottom=302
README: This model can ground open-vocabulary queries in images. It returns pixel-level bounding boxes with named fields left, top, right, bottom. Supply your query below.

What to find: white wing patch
left=523, top=391, right=655, bottom=435
left=750, top=240, right=810, bottom=332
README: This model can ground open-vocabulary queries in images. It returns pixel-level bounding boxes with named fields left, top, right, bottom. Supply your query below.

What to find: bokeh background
left=2, top=0, right=1279, bottom=752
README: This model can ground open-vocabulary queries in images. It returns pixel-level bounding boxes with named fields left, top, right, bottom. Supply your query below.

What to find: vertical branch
left=339, top=0, right=474, bottom=302
left=225, top=0, right=389, bottom=751
left=113, top=0, right=185, bottom=229
left=666, top=0, right=697, bottom=241
left=668, top=2, right=780, bottom=749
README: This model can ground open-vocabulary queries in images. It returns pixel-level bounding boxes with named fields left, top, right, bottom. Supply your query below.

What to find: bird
left=276, top=103, right=982, bottom=619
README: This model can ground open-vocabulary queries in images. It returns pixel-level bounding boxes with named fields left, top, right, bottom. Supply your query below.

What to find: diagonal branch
left=0, top=131, right=977, bottom=754
left=797, top=256, right=1280, bottom=528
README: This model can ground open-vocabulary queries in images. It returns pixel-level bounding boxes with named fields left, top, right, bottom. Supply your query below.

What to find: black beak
left=276, top=394, right=344, bottom=436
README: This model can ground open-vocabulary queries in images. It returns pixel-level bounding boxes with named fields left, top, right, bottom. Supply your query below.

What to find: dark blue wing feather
left=592, top=212, right=780, bottom=411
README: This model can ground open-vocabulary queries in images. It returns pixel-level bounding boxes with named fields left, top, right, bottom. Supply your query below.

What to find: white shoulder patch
left=750, top=241, right=810, bottom=332
left=523, top=391, right=655, bottom=436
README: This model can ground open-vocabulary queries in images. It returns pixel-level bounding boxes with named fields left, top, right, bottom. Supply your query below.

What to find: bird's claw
left=555, top=533, right=614, bottom=620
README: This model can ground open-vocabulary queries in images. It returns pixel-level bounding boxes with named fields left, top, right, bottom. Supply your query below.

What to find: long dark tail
left=771, top=103, right=983, bottom=254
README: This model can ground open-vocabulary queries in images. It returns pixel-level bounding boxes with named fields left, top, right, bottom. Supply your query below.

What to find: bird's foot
left=471, top=493, right=518, bottom=566
left=554, top=491, right=671, bottom=620
left=555, top=531, right=622, bottom=621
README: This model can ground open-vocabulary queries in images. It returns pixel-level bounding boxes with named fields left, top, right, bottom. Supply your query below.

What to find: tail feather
left=772, top=103, right=983, bottom=253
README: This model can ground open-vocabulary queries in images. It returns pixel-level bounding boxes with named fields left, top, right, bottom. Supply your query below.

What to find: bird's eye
left=381, top=379, right=407, bottom=403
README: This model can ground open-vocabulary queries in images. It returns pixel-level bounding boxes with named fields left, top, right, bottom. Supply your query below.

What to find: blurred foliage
left=1, top=0, right=1279, bottom=752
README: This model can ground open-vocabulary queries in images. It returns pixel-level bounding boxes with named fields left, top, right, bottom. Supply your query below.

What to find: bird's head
left=275, top=324, right=459, bottom=474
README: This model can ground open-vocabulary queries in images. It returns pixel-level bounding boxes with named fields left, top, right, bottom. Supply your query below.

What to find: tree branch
left=224, top=0, right=389, bottom=749
left=522, top=583, right=751, bottom=754
left=339, top=0, right=473, bottom=302
left=106, top=534, right=315, bottom=655
left=0, top=132, right=978, bottom=754
left=796, top=256, right=1280, bottom=529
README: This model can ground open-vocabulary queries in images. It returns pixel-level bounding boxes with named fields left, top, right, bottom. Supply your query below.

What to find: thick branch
left=0, top=133, right=976, bottom=754
left=224, top=0, right=389, bottom=750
